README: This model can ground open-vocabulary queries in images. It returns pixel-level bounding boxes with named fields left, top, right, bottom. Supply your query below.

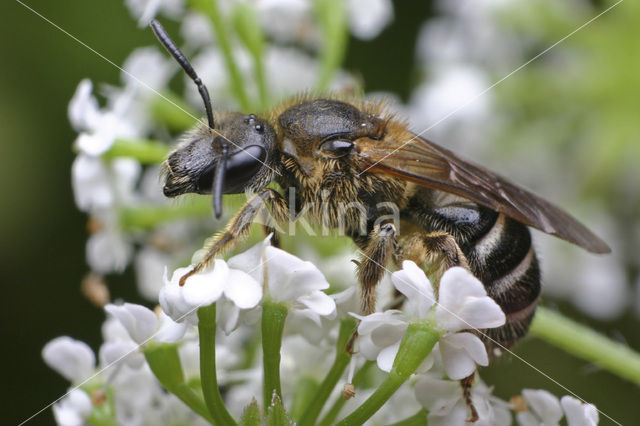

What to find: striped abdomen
left=418, top=201, right=541, bottom=355
left=461, top=210, right=540, bottom=355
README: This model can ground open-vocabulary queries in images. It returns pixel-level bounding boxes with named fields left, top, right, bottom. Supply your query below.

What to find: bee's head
left=163, top=113, right=278, bottom=217
left=151, top=20, right=278, bottom=218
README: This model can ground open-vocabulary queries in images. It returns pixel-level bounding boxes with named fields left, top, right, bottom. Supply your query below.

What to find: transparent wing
left=356, top=134, right=610, bottom=254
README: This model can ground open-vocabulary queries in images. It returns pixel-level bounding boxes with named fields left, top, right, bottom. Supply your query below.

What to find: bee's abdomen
left=464, top=213, right=541, bottom=353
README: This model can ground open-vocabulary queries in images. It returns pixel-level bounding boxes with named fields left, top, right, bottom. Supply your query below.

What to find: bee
left=151, top=20, right=610, bottom=420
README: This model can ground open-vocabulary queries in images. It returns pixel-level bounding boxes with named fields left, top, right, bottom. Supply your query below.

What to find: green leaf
left=265, top=393, right=293, bottom=426
left=239, top=398, right=261, bottom=426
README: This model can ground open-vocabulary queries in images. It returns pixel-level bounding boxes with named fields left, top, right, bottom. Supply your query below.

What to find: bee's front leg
left=178, top=188, right=288, bottom=286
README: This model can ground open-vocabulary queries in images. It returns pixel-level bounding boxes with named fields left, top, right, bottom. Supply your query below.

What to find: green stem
left=190, top=0, right=250, bottom=110
left=530, top=306, right=640, bottom=385
left=314, top=0, right=348, bottom=92
left=198, top=304, right=237, bottom=426
left=119, top=198, right=211, bottom=231
left=150, top=91, right=199, bottom=131
left=103, top=138, right=170, bottom=164
left=298, top=318, right=356, bottom=426
left=262, top=300, right=289, bottom=408
left=318, top=361, right=374, bottom=426
left=233, top=2, right=269, bottom=110
left=337, top=323, right=440, bottom=426
left=144, top=343, right=214, bottom=424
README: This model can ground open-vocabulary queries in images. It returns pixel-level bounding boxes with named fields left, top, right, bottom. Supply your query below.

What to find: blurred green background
left=1, top=1, right=638, bottom=425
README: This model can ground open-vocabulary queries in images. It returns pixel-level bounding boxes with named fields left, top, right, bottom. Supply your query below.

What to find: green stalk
left=233, top=2, right=269, bottom=110
left=314, top=0, right=348, bottom=92
left=530, top=306, right=640, bottom=385
left=318, top=361, right=375, bottom=426
left=120, top=198, right=211, bottom=231
left=198, top=304, right=237, bottom=426
left=103, top=138, right=170, bottom=164
left=190, top=0, right=250, bottom=110
left=336, top=323, right=440, bottom=426
left=298, top=318, right=356, bottom=426
left=261, top=300, right=289, bottom=409
left=150, top=91, right=199, bottom=131
left=144, top=343, right=214, bottom=424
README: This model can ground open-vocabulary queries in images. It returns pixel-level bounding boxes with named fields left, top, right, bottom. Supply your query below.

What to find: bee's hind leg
left=178, top=188, right=288, bottom=286
left=399, top=230, right=470, bottom=284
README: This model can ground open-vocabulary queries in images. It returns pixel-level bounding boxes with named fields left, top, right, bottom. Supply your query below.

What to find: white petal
left=99, top=340, right=145, bottom=369
left=223, top=268, right=262, bottom=309
left=370, top=321, right=407, bottom=348
left=522, top=389, right=562, bottom=426
left=516, top=411, right=542, bottom=426
left=428, top=401, right=469, bottom=426
left=159, top=266, right=198, bottom=324
left=347, top=0, right=394, bottom=40
left=105, top=303, right=158, bottom=344
left=86, top=228, right=133, bottom=274
left=297, top=290, right=336, bottom=316
left=76, top=131, right=114, bottom=156
left=414, top=376, right=461, bottom=415
left=227, top=235, right=271, bottom=283
left=561, top=396, right=599, bottom=426
left=181, top=259, right=228, bottom=306
left=435, top=267, right=505, bottom=332
left=122, top=47, right=173, bottom=90
left=42, top=337, right=95, bottom=383
left=376, top=341, right=400, bottom=372
left=439, top=332, right=488, bottom=380
left=68, top=79, right=100, bottom=131
left=218, top=300, right=241, bottom=335
left=357, top=333, right=383, bottom=360
left=264, top=246, right=329, bottom=302
left=353, top=310, right=405, bottom=335
left=154, top=311, right=188, bottom=343
left=52, top=389, right=92, bottom=426
left=391, top=260, right=435, bottom=318
left=71, top=155, right=113, bottom=212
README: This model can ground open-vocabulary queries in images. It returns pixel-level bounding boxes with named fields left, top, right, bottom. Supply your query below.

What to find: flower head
left=160, top=259, right=262, bottom=327
left=353, top=261, right=505, bottom=379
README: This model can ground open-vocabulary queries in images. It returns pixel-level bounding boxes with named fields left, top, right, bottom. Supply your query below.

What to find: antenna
left=150, top=19, right=215, bottom=129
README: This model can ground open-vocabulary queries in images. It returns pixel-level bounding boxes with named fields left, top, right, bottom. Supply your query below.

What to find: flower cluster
left=44, top=252, right=601, bottom=425
left=47, top=0, right=619, bottom=424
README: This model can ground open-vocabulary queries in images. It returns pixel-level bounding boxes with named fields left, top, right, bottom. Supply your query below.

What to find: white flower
left=516, top=390, right=600, bottom=426
left=42, top=337, right=96, bottom=383
left=105, top=302, right=187, bottom=344
left=517, top=389, right=563, bottom=426
left=415, top=376, right=511, bottom=426
left=353, top=262, right=505, bottom=379
left=228, top=235, right=337, bottom=319
left=160, top=259, right=262, bottom=326
left=52, top=389, right=92, bottom=426
left=121, top=47, right=174, bottom=92
left=347, top=0, right=394, bottom=40
left=561, top=396, right=599, bottom=426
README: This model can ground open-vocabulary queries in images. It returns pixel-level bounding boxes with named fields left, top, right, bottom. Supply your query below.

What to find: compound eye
left=223, top=145, right=267, bottom=192
left=319, top=138, right=354, bottom=158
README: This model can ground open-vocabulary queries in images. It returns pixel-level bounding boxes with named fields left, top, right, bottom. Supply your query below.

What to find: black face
left=163, top=112, right=277, bottom=216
